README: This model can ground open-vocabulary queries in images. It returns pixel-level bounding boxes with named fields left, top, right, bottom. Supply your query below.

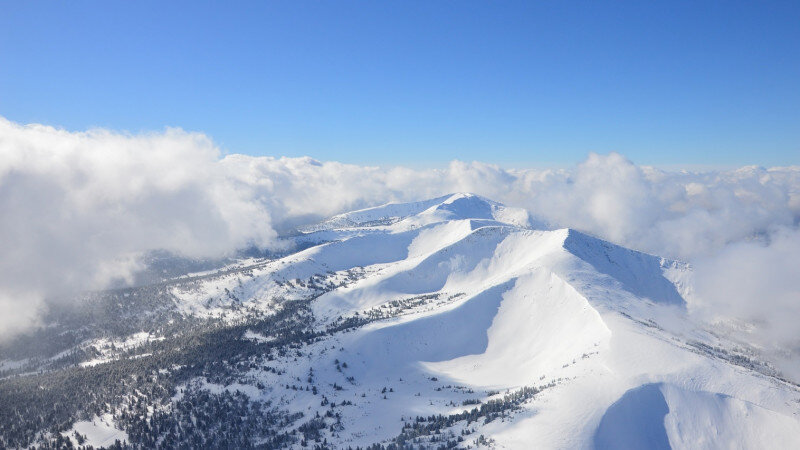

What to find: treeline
left=392, top=385, right=553, bottom=447
left=0, top=295, right=318, bottom=448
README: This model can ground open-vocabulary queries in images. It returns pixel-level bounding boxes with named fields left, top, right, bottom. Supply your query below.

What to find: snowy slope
left=301, top=192, right=534, bottom=233
left=46, top=193, right=800, bottom=449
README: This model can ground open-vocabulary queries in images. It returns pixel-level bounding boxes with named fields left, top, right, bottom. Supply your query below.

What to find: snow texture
left=81, top=193, right=800, bottom=448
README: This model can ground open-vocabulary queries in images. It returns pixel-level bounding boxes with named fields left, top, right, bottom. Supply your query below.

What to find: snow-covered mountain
left=2, top=193, right=799, bottom=449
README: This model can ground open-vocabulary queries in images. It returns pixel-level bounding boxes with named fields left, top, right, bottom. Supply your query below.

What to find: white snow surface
left=163, top=193, right=800, bottom=448
left=68, top=414, right=129, bottom=448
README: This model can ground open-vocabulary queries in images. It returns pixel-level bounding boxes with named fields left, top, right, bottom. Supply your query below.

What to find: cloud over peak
left=0, top=117, right=798, bottom=351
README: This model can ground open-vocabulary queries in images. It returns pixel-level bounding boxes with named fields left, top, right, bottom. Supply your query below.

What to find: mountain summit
left=2, top=195, right=799, bottom=449
left=302, top=192, right=534, bottom=232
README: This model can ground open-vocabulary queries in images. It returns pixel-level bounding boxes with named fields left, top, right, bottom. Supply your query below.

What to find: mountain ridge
left=1, top=193, right=798, bottom=449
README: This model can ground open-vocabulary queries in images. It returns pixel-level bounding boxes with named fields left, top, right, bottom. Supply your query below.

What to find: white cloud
left=0, top=119, right=275, bottom=338
left=1, top=117, right=798, bottom=352
left=691, top=227, right=800, bottom=373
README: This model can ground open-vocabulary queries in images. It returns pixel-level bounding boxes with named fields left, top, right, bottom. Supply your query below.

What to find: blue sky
left=1, top=1, right=798, bottom=167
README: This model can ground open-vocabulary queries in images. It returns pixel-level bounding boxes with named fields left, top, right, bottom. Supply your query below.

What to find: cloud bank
left=1, top=118, right=798, bottom=357
left=0, top=119, right=275, bottom=337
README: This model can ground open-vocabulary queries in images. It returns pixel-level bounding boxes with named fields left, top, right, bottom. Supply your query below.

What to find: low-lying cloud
left=691, top=227, right=800, bottom=374
left=1, top=117, right=798, bottom=359
left=0, top=119, right=275, bottom=337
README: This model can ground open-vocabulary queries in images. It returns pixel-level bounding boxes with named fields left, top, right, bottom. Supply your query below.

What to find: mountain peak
left=424, top=192, right=501, bottom=220
left=302, top=193, right=532, bottom=232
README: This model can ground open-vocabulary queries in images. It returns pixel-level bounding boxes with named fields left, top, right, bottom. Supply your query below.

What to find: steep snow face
left=161, top=193, right=800, bottom=448
left=425, top=269, right=612, bottom=387
left=563, top=229, right=685, bottom=307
